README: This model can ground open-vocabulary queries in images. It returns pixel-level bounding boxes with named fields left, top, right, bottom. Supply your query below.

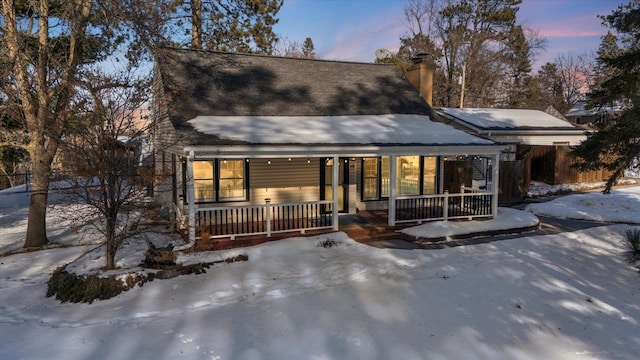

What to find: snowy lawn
left=1, top=186, right=640, bottom=359
left=526, top=186, right=640, bottom=224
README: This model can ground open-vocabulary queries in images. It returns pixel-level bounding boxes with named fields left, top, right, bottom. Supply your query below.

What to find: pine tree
left=571, top=0, right=640, bottom=193
left=302, top=37, right=316, bottom=59
left=165, top=0, right=283, bottom=54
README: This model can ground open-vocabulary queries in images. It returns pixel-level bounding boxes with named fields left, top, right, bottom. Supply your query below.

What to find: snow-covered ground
left=1, top=185, right=640, bottom=359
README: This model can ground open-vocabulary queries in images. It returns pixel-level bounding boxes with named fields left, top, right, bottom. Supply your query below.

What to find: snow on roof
left=188, top=114, right=494, bottom=145
left=565, top=101, right=625, bottom=117
left=439, top=108, right=578, bottom=130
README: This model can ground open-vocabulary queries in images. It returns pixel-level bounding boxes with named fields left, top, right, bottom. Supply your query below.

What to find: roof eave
left=184, top=143, right=506, bottom=159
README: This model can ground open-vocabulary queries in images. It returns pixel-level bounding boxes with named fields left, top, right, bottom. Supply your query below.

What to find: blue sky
left=273, top=0, right=623, bottom=70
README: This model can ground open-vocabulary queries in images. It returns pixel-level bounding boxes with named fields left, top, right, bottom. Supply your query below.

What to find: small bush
left=623, top=228, right=640, bottom=267
left=316, top=239, right=338, bottom=248
left=225, top=254, right=249, bottom=263
left=47, top=266, right=144, bottom=304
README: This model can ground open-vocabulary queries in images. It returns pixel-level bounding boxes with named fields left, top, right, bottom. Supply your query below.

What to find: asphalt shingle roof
left=154, top=48, right=497, bottom=147
left=155, top=48, right=431, bottom=125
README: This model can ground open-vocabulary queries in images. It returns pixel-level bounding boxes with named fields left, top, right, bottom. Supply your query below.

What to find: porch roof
left=187, top=114, right=495, bottom=146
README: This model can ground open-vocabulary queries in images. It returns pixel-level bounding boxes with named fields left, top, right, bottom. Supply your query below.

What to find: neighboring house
left=565, top=100, right=624, bottom=126
left=152, top=48, right=505, bottom=244
left=434, top=108, right=598, bottom=201
left=116, top=134, right=154, bottom=167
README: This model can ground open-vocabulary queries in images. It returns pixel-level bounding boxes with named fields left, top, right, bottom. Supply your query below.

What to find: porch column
left=332, top=155, right=339, bottom=231
left=491, top=153, right=500, bottom=218
left=388, top=155, right=396, bottom=226
left=187, top=151, right=196, bottom=243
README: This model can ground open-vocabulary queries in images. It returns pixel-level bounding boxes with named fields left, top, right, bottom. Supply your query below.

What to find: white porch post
left=187, top=151, right=196, bottom=243
left=332, top=156, right=339, bottom=231
left=389, top=155, right=396, bottom=226
left=491, top=153, right=500, bottom=218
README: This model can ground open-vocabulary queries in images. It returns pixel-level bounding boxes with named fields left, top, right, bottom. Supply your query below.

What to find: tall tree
left=1, top=0, right=129, bottom=247
left=527, top=62, right=565, bottom=111
left=401, top=0, right=543, bottom=107
left=504, top=25, right=533, bottom=107
left=163, top=0, right=283, bottom=54
left=571, top=0, right=640, bottom=193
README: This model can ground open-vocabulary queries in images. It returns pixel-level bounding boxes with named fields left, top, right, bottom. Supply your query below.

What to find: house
left=151, top=48, right=506, bottom=245
left=565, top=100, right=624, bottom=126
left=116, top=134, right=154, bottom=167
left=433, top=107, right=608, bottom=201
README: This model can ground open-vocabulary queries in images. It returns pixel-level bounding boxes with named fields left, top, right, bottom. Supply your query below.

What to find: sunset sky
left=274, top=0, right=623, bottom=70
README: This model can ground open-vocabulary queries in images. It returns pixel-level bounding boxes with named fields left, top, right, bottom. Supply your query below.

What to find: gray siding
left=250, top=158, right=320, bottom=204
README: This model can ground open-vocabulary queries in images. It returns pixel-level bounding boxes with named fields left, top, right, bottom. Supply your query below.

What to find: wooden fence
left=530, top=145, right=613, bottom=185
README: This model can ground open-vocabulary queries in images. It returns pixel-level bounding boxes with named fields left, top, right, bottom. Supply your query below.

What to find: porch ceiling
left=187, top=144, right=505, bottom=159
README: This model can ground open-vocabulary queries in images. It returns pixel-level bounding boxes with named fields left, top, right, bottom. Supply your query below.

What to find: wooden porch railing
left=395, top=189, right=494, bottom=223
left=195, top=200, right=334, bottom=240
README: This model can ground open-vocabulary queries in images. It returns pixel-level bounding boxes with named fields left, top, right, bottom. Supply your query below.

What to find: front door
left=321, top=158, right=348, bottom=213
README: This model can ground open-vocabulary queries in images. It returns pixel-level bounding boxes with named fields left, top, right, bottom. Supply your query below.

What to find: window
left=362, top=158, right=378, bottom=200
left=192, top=159, right=248, bottom=202
left=396, top=156, right=420, bottom=195
left=361, top=156, right=439, bottom=200
left=193, top=160, right=215, bottom=201
left=381, top=156, right=390, bottom=197
left=423, top=157, right=437, bottom=194
left=219, top=159, right=245, bottom=200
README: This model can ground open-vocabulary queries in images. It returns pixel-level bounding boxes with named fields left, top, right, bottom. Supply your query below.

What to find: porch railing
left=195, top=199, right=334, bottom=240
left=395, top=189, right=494, bottom=224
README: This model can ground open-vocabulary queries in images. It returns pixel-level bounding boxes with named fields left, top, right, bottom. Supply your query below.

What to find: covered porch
left=176, top=148, right=502, bottom=247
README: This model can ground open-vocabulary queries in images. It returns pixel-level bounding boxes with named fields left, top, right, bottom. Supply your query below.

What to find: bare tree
left=274, top=37, right=304, bottom=58
left=274, top=36, right=317, bottom=59
left=555, top=53, right=593, bottom=112
left=60, top=70, right=155, bottom=270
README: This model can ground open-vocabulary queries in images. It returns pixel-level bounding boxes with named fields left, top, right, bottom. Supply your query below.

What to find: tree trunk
left=191, top=0, right=203, bottom=49
left=105, top=215, right=117, bottom=270
left=24, top=150, right=52, bottom=248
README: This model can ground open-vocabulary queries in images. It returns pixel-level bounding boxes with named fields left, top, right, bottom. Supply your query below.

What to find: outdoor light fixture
left=307, top=159, right=311, bottom=164
left=267, top=160, right=271, bottom=165
left=288, top=157, right=292, bottom=162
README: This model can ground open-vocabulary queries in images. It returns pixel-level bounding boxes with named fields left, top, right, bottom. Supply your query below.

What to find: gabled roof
left=155, top=48, right=430, bottom=123
left=565, top=100, right=625, bottom=117
left=154, top=48, right=497, bottom=148
left=437, top=108, right=581, bottom=131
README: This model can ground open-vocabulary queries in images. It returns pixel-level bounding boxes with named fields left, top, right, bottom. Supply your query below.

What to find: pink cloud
left=322, top=14, right=404, bottom=62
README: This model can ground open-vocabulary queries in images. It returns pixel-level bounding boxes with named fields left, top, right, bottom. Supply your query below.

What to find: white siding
left=491, top=134, right=586, bottom=146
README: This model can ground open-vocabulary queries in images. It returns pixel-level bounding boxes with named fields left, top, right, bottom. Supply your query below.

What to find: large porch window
left=194, top=161, right=215, bottom=201
left=193, top=159, right=248, bottom=202
left=362, top=156, right=438, bottom=200
left=219, top=159, right=246, bottom=200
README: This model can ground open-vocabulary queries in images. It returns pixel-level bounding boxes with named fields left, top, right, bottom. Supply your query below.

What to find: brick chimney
left=405, top=53, right=433, bottom=107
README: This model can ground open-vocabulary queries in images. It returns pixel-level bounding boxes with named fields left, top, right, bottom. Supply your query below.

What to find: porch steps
left=338, top=210, right=409, bottom=243
left=344, top=229, right=403, bottom=243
